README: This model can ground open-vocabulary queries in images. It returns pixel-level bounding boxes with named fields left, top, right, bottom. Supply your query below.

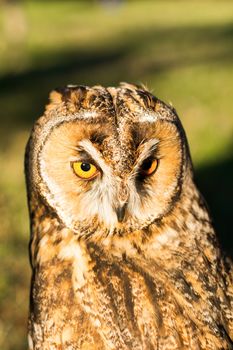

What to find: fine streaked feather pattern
left=25, top=83, right=233, bottom=349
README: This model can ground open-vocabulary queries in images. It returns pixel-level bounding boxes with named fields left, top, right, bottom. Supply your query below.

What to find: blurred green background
left=0, top=1, right=232, bottom=349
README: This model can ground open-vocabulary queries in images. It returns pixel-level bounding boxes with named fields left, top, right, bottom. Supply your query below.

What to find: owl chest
left=76, top=255, right=221, bottom=348
left=29, top=245, right=231, bottom=350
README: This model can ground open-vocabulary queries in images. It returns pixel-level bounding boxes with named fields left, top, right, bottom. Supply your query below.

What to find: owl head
left=25, top=83, right=192, bottom=238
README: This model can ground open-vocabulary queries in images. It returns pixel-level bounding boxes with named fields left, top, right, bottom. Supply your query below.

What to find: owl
left=25, top=83, right=233, bottom=350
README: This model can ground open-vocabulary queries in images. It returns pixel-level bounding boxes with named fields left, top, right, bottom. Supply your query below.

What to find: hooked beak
left=116, top=204, right=127, bottom=222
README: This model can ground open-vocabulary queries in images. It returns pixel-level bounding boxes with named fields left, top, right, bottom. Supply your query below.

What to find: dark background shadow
left=196, top=154, right=233, bottom=258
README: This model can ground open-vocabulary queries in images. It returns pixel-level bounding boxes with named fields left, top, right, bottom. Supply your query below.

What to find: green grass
left=0, top=1, right=233, bottom=349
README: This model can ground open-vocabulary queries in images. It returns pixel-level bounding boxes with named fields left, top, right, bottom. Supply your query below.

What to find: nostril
left=116, top=204, right=127, bottom=222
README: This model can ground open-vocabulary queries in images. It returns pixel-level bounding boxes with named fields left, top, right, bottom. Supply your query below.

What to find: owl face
left=29, top=85, right=186, bottom=236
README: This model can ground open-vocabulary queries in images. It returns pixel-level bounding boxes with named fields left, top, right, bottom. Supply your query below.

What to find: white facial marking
left=76, top=139, right=119, bottom=226
left=81, top=110, right=98, bottom=119
left=139, top=112, right=158, bottom=123
left=78, top=139, right=111, bottom=177
left=79, top=179, right=118, bottom=227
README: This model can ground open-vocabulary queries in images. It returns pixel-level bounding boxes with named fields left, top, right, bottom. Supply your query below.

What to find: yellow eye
left=140, top=158, right=158, bottom=176
left=72, top=162, right=99, bottom=180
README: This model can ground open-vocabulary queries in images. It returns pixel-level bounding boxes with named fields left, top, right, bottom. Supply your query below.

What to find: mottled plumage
left=25, top=83, right=233, bottom=349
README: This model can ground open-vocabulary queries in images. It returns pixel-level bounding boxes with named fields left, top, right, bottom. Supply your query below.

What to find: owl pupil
left=81, top=163, right=91, bottom=172
left=142, top=159, right=152, bottom=170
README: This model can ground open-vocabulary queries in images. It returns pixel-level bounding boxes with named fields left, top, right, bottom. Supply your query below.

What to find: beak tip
left=116, top=205, right=126, bottom=222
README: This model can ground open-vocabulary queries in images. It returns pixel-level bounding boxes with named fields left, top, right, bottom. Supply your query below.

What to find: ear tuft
left=49, top=90, right=63, bottom=104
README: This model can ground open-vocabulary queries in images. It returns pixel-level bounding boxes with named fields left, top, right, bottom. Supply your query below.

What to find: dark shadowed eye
left=140, top=157, right=158, bottom=176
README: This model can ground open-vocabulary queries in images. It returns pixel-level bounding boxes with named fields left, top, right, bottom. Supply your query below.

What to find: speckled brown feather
left=25, top=83, right=233, bottom=349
